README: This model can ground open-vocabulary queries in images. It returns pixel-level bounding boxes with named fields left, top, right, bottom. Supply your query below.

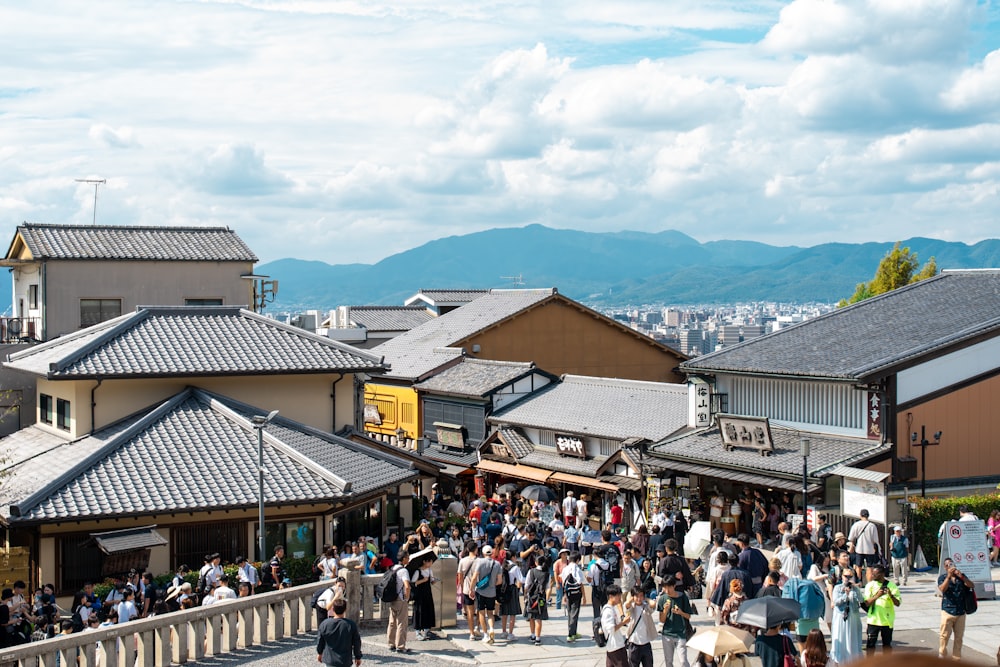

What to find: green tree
left=838, top=242, right=937, bottom=307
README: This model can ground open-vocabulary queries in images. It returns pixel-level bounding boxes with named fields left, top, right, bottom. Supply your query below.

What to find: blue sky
left=1, top=0, right=998, bottom=264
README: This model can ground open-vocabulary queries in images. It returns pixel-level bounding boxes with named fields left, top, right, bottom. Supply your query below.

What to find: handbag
left=684, top=617, right=696, bottom=640
left=781, top=635, right=796, bottom=667
left=963, top=586, right=978, bottom=615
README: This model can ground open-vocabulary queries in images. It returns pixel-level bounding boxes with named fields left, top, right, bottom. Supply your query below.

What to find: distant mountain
left=255, top=225, right=996, bottom=310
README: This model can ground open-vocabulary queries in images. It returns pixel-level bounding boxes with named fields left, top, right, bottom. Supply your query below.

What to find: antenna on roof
left=500, top=273, right=525, bottom=287
left=75, top=178, right=107, bottom=225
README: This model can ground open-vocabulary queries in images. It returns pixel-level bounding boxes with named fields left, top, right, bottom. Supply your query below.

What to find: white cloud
left=89, top=124, right=139, bottom=149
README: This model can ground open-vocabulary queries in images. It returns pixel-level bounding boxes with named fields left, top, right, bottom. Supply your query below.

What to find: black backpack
left=376, top=566, right=400, bottom=603
left=311, top=587, right=327, bottom=611
left=71, top=610, right=84, bottom=633
left=593, top=616, right=608, bottom=647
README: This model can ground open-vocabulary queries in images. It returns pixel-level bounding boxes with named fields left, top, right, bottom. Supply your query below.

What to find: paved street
left=190, top=567, right=1000, bottom=666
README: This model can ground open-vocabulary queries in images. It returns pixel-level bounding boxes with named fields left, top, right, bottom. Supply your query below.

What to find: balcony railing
left=0, top=317, right=41, bottom=344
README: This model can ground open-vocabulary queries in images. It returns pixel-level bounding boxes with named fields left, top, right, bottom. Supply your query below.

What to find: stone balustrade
left=0, top=557, right=458, bottom=666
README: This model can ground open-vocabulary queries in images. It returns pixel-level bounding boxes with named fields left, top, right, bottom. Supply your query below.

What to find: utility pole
left=75, top=179, right=106, bottom=224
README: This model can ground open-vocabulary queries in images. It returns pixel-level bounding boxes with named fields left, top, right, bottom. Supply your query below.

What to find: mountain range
left=5, top=225, right=1000, bottom=314
left=255, top=225, right=1000, bottom=311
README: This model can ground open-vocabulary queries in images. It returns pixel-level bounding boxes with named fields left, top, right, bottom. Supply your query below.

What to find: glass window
left=56, top=398, right=71, bottom=431
left=80, top=299, right=122, bottom=328
left=28, top=284, right=38, bottom=309
left=260, top=520, right=317, bottom=561
left=59, top=534, right=104, bottom=595
left=40, top=393, right=53, bottom=425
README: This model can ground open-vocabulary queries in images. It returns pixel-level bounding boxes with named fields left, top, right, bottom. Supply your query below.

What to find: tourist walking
left=410, top=554, right=436, bottom=641
left=458, top=541, right=481, bottom=640
left=657, top=578, right=692, bottom=667
left=938, top=557, right=975, bottom=659
left=560, top=550, right=586, bottom=642
left=524, top=555, right=550, bottom=646
left=625, top=586, right=657, bottom=667
left=471, top=545, right=503, bottom=645
left=386, top=552, right=411, bottom=654
left=831, top=569, right=863, bottom=664
left=846, top=509, right=880, bottom=579
left=863, top=564, right=900, bottom=656
left=317, top=598, right=362, bottom=667
left=601, top=584, right=629, bottom=667
left=889, top=526, right=909, bottom=586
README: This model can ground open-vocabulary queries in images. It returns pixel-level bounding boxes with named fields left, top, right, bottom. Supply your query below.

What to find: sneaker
left=488, top=631, right=495, bottom=645
left=529, top=634, right=536, bottom=642
left=468, top=634, right=477, bottom=642
left=571, top=633, right=582, bottom=641
left=567, top=635, right=575, bottom=642
left=399, top=647, right=411, bottom=654
left=534, top=639, right=541, bottom=646
left=389, top=646, right=397, bottom=652
left=481, top=634, right=491, bottom=643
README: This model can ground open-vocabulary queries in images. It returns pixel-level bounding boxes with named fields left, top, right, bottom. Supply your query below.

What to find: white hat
left=482, top=545, right=493, bottom=556
left=893, top=525, right=904, bottom=532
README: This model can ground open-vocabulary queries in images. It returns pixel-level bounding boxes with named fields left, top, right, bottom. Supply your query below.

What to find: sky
left=1, top=0, right=999, bottom=265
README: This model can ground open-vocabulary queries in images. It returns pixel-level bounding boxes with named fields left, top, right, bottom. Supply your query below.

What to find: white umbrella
left=685, top=625, right=755, bottom=656
left=685, top=520, right=713, bottom=561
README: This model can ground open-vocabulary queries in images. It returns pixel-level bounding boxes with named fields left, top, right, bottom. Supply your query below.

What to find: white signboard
left=940, top=520, right=992, bottom=583
left=841, top=476, right=886, bottom=524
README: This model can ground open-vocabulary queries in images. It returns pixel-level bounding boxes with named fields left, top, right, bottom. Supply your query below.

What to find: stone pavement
left=193, top=567, right=1000, bottom=666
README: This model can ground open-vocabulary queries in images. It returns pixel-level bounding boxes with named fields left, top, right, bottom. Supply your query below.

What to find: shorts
left=853, top=553, right=879, bottom=567
left=462, top=594, right=475, bottom=608
left=475, top=595, right=496, bottom=612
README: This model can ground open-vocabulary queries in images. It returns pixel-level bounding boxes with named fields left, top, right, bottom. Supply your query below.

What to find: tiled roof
left=681, top=270, right=1000, bottom=381
left=414, top=358, right=541, bottom=397
left=404, top=289, right=489, bottom=306
left=87, top=526, right=168, bottom=554
left=488, top=375, right=689, bottom=441
left=9, top=223, right=257, bottom=262
left=375, top=289, right=557, bottom=380
left=649, top=423, right=890, bottom=480
left=5, top=388, right=419, bottom=523
left=345, top=306, right=435, bottom=332
left=423, top=445, right=481, bottom=467
left=517, top=447, right=605, bottom=477
left=498, top=428, right=536, bottom=459
left=4, top=306, right=386, bottom=379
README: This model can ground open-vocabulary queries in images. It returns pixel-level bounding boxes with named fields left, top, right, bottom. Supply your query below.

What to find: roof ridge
left=10, top=388, right=196, bottom=518
left=236, top=309, right=385, bottom=366
left=20, top=223, right=236, bottom=232
left=561, top=374, right=686, bottom=391
left=49, top=309, right=152, bottom=374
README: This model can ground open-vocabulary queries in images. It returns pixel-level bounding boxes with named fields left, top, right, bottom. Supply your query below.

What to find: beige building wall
left=29, top=259, right=254, bottom=339
left=72, top=374, right=360, bottom=434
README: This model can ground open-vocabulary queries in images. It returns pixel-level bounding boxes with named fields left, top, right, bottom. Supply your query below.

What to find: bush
left=912, top=492, right=1000, bottom=566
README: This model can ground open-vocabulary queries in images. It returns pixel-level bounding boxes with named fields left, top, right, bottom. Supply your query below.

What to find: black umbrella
left=404, top=546, right=438, bottom=575
left=519, top=484, right=557, bottom=503
left=497, top=483, right=520, bottom=495
left=732, top=596, right=801, bottom=629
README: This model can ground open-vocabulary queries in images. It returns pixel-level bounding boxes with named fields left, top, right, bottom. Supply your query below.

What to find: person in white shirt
left=562, top=491, right=577, bottom=526
left=601, top=584, right=629, bottom=667
left=560, top=551, right=586, bottom=641
left=549, top=517, right=566, bottom=543
left=116, top=588, right=139, bottom=623
left=576, top=494, right=589, bottom=529
left=235, top=556, right=260, bottom=591
left=625, top=587, right=657, bottom=667
left=214, top=575, right=238, bottom=600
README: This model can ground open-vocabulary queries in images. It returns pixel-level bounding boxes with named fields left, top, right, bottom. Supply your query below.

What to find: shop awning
left=477, top=459, right=552, bottom=484
left=651, top=459, right=822, bottom=494
left=549, top=471, right=619, bottom=492
left=603, top=475, right=642, bottom=492
left=85, top=525, right=168, bottom=555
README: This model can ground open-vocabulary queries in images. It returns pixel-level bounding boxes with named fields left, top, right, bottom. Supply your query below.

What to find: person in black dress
left=410, top=555, right=437, bottom=640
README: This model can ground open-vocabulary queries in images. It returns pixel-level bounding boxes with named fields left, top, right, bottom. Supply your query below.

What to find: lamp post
left=910, top=426, right=942, bottom=497
left=252, top=410, right=279, bottom=562
left=800, top=438, right=810, bottom=523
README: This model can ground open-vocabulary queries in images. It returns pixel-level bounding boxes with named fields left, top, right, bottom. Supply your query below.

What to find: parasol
left=685, top=625, right=755, bottom=656
left=519, top=484, right=557, bottom=503
left=731, top=596, right=801, bottom=629
left=405, top=546, right=438, bottom=575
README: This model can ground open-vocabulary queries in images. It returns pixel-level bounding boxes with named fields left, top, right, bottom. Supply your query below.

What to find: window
left=40, top=393, right=53, bottom=425
left=80, top=299, right=122, bottom=328
left=261, top=520, right=316, bottom=561
left=185, top=298, right=224, bottom=306
left=28, top=284, right=38, bottom=309
left=56, top=398, right=71, bottom=431
left=59, top=534, right=104, bottom=594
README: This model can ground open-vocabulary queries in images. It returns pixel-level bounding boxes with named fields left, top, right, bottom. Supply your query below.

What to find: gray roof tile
left=5, top=306, right=386, bottom=378
left=650, top=423, right=890, bottom=480
left=375, top=289, right=557, bottom=380
left=681, top=270, right=1000, bottom=380
left=10, top=223, right=257, bottom=262
left=404, top=289, right=489, bottom=306
left=516, top=447, right=605, bottom=477
left=489, top=375, right=689, bottom=441
left=343, top=306, right=435, bottom=332
left=498, top=428, right=536, bottom=459
left=5, top=388, right=419, bottom=523
left=414, top=358, right=542, bottom=397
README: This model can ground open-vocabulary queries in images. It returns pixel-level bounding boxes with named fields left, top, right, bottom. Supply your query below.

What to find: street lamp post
left=800, top=438, right=810, bottom=522
left=252, top=410, right=279, bottom=562
left=911, top=426, right=942, bottom=498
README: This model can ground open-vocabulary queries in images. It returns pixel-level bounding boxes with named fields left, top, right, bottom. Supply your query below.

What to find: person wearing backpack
left=385, top=552, right=411, bottom=654
left=458, top=541, right=482, bottom=640
left=589, top=550, right=614, bottom=617
left=601, top=584, right=630, bottom=667
left=498, top=558, right=523, bottom=641
left=889, top=526, right=909, bottom=587
left=524, top=555, right=550, bottom=646
left=470, top=545, right=503, bottom=645
left=560, top=551, right=585, bottom=641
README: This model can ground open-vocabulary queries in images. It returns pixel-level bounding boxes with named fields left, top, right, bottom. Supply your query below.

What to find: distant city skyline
left=2, top=1, right=999, bottom=264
